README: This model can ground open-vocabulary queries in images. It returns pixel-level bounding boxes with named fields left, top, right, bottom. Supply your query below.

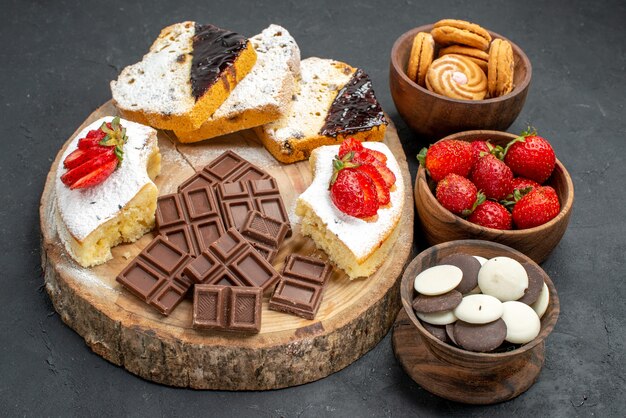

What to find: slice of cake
left=256, top=57, right=388, bottom=164
left=55, top=117, right=161, bottom=267
left=173, top=24, right=301, bottom=143
left=296, top=142, right=404, bottom=279
left=110, top=22, right=257, bottom=132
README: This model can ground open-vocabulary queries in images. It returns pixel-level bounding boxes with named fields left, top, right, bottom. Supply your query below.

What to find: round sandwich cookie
left=445, top=323, right=459, bottom=346
left=453, top=318, right=507, bottom=352
left=426, top=55, right=488, bottom=100
left=517, top=263, right=545, bottom=305
left=414, top=264, right=463, bottom=295
left=438, top=46, right=489, bottom=73
left=454, top=294, right=503, bottom=324
left=412, top=290, right=462, bottom=313
left=407, top=32, right=435, bottom=87
left=487, top=38, right=514, bottom=97
left=440, top=253, right=481, bottom=294
left=431, top=19, right=492, bottom=50
left=478, top=256, right=528, bottom=301
left=501, top=301, right=541, bottom=344
left=531, top=282, right=550, bottom=318
left=416, top=309, right=458, bottom=326
left=422, top=322, right=450, bottom=343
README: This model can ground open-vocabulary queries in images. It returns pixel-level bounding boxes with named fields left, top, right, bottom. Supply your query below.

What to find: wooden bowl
left=394, top=239, right=560, bottom=404
left=389, top=24, right=532, bottom=139
left=414, top=130, right=574, bottom=263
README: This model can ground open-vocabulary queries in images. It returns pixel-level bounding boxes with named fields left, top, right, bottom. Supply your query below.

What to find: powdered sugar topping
left=210, top=24, right=300, bottom=119
left=297, top=142, right=404, bottom=260
left=55, top=117, right=158, bottom=241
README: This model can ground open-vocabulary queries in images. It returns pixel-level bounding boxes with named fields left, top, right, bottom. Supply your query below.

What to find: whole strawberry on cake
left=297, top=138, right=404, bottom=279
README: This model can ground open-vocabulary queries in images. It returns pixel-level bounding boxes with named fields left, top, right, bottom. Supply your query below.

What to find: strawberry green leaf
left=417, top=147, right=428, bottom=167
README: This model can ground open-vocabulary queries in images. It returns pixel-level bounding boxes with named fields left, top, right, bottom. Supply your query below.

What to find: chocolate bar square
left=117, top=236, right=192, bottom=315
left=183, top=228, right=281, bottom=292
left=193, top=284, right=262, bottom=333
left=268, top=254, right=333, bottom=320
left=178, top=151, right=271, bottom=193
left=268, top=279, right=324, bottom=320
left=156, top=186, right=225, bottom=256
left=238, top=210, right=289, bottom=263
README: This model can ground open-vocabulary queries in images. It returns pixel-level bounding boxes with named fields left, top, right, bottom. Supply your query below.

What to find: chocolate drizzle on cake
left=319, top=69, right=387, bottom=137
left=190, top=24, right=248, bottom=100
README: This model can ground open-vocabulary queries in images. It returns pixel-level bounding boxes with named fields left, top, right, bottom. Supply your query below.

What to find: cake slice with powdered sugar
left=256, top=57, right=388, bottom=164
left=173, top=24, right=301, bottom=143
left=110, top=22, right=257, bottom=132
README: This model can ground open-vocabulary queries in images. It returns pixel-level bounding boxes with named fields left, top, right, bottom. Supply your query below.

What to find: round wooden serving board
left=40, top=100, right=414, bottom=390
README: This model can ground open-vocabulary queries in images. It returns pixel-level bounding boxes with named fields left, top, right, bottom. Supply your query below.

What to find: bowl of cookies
left=414, top=129, right=574, bottom=263
left=389, top=19, right=532, bottom=138
left=395, top=239, right=559, bottom=404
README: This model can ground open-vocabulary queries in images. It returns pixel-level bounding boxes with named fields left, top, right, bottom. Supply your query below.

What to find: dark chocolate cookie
left=440, top=253, right=481, bottom=294
left=517, top=263, right=545, bottom=305
left=412, top=290, right=463, bottom=313
left=422, top=322, right=450, bottom=343
left=453, top=319, right=507, bottom=352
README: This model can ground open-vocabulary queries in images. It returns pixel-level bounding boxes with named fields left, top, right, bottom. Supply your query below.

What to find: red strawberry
left=338, top=137, right=365, bottom=158
left=61, top=148, right=117, bottom=187
left=435, top=174, right=484, bottom=216
left=418, top=139, right=473, bottom=182
left=511, top=177, right=540, bottom=194
left=330, top=167, right=379, bottom=218
left=471, top=140, right=492, bottom=162
left=470, top=154, right=513, bottom=200
left=352, top=150, right=396, bottom=187
left=78, top=129, right=107, bottom=149
left=365, top=148, right=387, bottom=163
left=357, top=163, right=390, bottom=205
left=503, top=129, right=556, bottom=184
left=61, top=117, right=127, bottom=189
left=468, top=200, right=512, bottom=230
left=63, top=146, right=112, bottom=169
left=69, top=158, right=119, bottom=190
left=512, top=186, right=561, bottom=229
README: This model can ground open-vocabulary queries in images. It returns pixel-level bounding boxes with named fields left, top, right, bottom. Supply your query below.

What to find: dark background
left=2, top=0, right=625, bottom=416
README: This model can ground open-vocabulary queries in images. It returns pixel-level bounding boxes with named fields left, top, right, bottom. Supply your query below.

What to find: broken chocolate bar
left=156, top=186, right=225, bottom=257
left=116, top=236, right=192, bottom=315
left=193, top=284, right=262, bottom=333
left=269, top=254, right=333, bottom=320
left=238, top=210, right=289, bottom=262
left=178, top=150, right=271, bottom=193
left=184, top=228, right=281, bottom=292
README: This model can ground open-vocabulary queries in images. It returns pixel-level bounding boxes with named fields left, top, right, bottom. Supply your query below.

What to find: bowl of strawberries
left=414, top=129, right=574, bottom=263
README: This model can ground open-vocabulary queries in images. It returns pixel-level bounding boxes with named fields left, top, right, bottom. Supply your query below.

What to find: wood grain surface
left=39, top=101, right=414, bottom=390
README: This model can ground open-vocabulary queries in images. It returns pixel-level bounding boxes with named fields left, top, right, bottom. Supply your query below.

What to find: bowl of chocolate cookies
left=389, top=19, right=532, bottom=138
left=395, top=239, right=559, bottom=404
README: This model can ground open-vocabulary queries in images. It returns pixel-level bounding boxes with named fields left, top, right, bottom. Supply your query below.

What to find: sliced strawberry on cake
left=296, top=139, right=404, bottom=279
left=55, top=116, right=161, bottom=267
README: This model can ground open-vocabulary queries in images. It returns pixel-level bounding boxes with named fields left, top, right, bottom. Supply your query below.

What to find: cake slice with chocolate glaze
left=256, top=57, right=388, bottom=164
left=111, top=22, right=257, bottom=132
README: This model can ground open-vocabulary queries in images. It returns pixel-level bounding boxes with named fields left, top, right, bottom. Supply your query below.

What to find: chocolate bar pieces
left=184, top=228, right=281, bottom=292
left=216, top=177, right=290, bottom=235
left=178, top=150, right=271, bottom=193
left=269, top=254, right=333, bottom=320
left=116, top=236, right=192, bottom=315
left=155, top=151, right=291, bottom=258
left=193, top=284, right=262, bottom=333
left=238, top=210, right=289, bottom=262
left=156, top=186, right=225, bottom=256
